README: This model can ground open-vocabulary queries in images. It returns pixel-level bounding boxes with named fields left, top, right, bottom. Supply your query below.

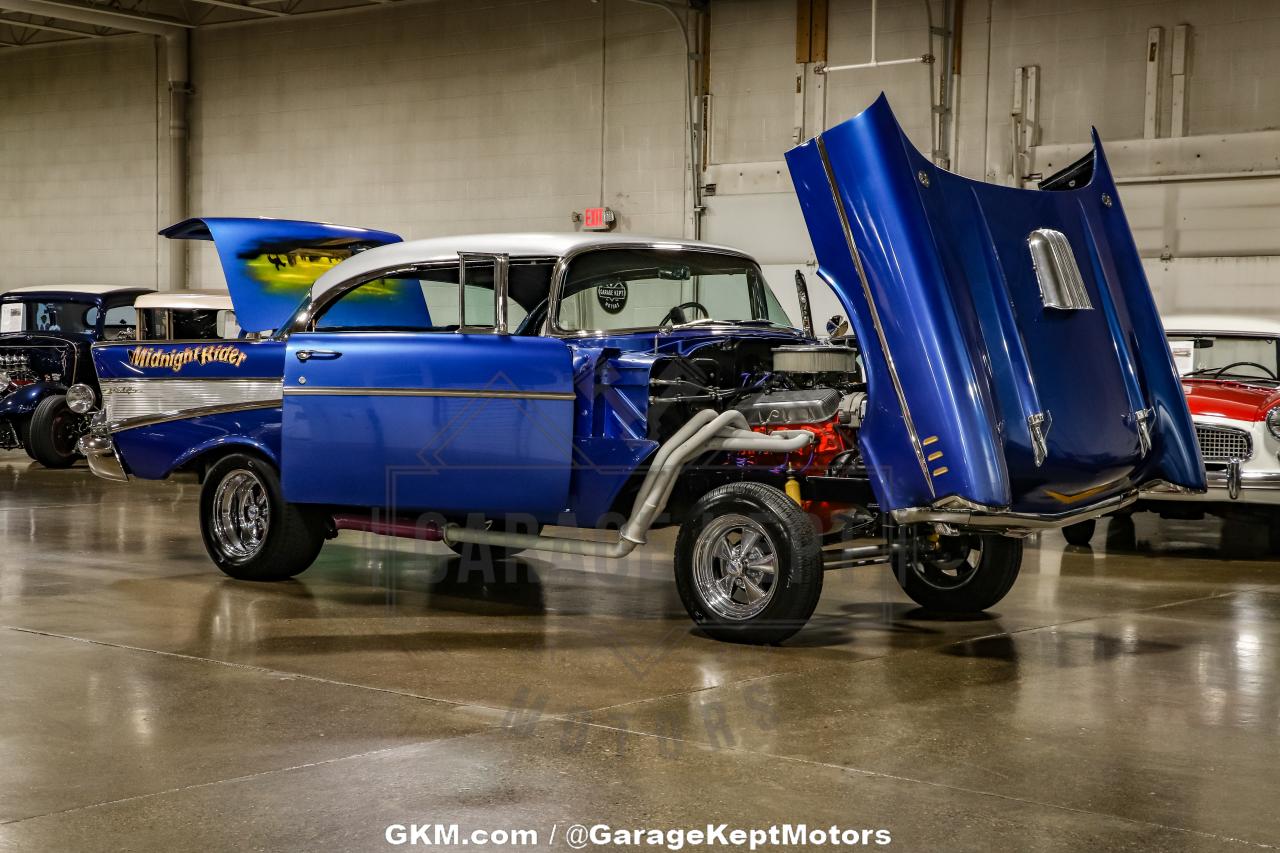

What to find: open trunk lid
left=162, top=217, right=402, bottom=334
left=785, top=95, right=1204, bottom=521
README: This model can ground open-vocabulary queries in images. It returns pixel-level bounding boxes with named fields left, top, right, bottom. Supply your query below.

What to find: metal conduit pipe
left=443, top=410, right=813, bottom=558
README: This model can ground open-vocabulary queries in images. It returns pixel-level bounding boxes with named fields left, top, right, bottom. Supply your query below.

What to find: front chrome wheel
left=691, top=513, right=779, bottom=621
left=210, top=468, right=271, bottom=564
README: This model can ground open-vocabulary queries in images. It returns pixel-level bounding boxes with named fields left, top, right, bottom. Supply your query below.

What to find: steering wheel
left=659, top=301, right=710, bottom=327
left=1210, top=361, right=1278, bottom=380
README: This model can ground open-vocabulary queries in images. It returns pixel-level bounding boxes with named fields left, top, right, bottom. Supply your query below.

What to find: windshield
left=0, top=299, right=99, bottom=335
left=1168, top=334, right=1279, bottom=383
left=556, top=249, right=793, bottom=334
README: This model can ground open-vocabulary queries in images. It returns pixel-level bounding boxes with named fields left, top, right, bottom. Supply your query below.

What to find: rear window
left=0, top=300, right=97, bottom=335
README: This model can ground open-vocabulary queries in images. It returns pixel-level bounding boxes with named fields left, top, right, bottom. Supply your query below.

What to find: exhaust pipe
left=441, top=409, right=812, bottom=558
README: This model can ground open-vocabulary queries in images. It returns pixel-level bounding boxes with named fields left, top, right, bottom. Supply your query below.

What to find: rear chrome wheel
left=200, top=453, right=325, bottom=581
left=210, top=469, right=271, bottom=564
left=675, top=483, right=822, bottom=645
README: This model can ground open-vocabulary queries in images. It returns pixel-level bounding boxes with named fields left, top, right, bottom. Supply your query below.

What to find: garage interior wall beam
left=0, top=0, right=190, bottom=34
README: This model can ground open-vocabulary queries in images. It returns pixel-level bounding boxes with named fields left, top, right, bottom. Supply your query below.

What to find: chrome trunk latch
left=1134, top=407, right=1155, bottom=456
left=1028, top=411, right=1052, bottom=467
left=1227, top=459, right=1242, bottom=500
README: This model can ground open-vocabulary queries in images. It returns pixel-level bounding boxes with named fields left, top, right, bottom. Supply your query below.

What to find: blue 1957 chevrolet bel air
left=77, top=98, right=1204, bottom=643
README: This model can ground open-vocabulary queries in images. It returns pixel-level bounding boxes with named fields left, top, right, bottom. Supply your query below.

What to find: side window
left=102, top=304, right=137, bottom=339
left=313, top=263, right=528, bottom=333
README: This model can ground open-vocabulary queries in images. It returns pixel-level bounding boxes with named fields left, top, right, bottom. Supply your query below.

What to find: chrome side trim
left=282, top=386, right=576, bottom=401
left=100, top=378, right=282, bottom=423
left=815, top=134, right=934, bottom=496
left=110, top=400, right=280, bottom=433
left=1027, top=228, right=1093, bottom=310
left=891, top=489, right=1140, bottom=532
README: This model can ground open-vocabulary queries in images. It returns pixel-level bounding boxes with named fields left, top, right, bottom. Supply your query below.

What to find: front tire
left=675, top=482, right=823, bottom=645
left=892, top=533, right=1022, bottom=612
left=200, top=453, right=325, bottom=581
left=27, top=395, right=81, bottom=468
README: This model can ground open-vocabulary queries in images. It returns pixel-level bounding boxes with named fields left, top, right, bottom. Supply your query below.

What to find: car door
left=281, top=255, right=575, bottom=518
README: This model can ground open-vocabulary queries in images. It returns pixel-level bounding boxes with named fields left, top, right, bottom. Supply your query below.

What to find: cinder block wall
left=0, top=37, right=159, bottom=291
left=188, top=0, right=688, bottom=288
left=0, top=0, right=1278, bottom=303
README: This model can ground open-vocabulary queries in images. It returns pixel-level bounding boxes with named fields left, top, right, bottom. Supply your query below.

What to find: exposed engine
left=648, top=340, right=870, bottom=530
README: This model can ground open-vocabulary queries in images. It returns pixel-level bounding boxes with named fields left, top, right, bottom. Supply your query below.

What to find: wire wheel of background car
left=1062, top=519, right=1096, bottom=547
left=674, top=482, right=822, bottom=645
left=446, top=517, right=544, bottom=563
left=892, top=533, right=1022, bottom=613
left=27, top=395, right=81, bottom=469
left=199, top=453, right=326, bottom=582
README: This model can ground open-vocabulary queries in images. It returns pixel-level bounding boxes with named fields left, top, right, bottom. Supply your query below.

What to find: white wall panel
left=188, top=0, right=688, bottom=289
left=0, top=37, right=158, bottom=293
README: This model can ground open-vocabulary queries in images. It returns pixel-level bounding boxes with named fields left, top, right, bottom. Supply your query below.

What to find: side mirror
left=826, top=315, right=849, bottom=338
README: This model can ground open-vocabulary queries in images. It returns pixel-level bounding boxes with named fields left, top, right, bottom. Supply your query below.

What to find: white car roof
left=1163, top=314, right=1280, bottom=337
left=3, top=284, right=149, bottom=296
left=310, top=233, right=751, bottom=299
left=134, top=290, right=233, bottom=311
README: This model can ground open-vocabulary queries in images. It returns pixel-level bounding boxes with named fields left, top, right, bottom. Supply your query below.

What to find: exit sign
left=582, top=207, right=615, bottom=231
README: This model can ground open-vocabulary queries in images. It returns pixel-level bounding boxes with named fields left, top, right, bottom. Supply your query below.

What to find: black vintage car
left=0, top=285, right=152, bottom=467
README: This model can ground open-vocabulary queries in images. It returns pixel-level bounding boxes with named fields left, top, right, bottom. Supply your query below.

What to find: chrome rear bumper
left=76, top=433, right=128, bottom=482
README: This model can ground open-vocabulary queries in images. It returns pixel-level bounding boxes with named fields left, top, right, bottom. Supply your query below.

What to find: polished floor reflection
left=1, top=453, right=1278, bottom=851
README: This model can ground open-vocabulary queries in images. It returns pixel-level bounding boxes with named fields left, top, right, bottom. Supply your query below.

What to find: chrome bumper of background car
left=1144, top=463, right=1280, bottom=502
left=890, top=489, right=1141, bottom=534
left=77, top=433, right=128, bottom=482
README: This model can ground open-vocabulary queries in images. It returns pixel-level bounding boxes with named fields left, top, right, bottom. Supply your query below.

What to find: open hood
left=786, top=95, right=1204, bottom=518
left=162, top=218, right=402, bottom=334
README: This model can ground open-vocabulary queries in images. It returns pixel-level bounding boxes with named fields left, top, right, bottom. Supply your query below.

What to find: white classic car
left=1064, top=314, right=1280, bottom=552
left=133, top=290, right=238, bottom=341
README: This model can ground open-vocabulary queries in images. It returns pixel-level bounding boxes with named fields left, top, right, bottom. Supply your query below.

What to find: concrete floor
left=0, top=453, right=1278, bottom=852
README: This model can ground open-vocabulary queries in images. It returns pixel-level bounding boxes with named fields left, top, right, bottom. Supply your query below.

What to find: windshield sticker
left=1, top=304, right=22, bottom=333
left=597, top=280, right=628, bottom=315
left=129, top=344, right=247, bottom=372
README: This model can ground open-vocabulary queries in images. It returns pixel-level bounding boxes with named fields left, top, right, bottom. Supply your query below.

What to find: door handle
left=296, top=349, right=342, bottom=362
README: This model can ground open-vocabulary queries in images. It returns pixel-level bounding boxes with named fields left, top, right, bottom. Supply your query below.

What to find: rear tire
left=200, top=453, right=326, bottom=581
left=675, top=482, right=823, bottom=645
left=27, top=395, right=80, bottom=468
left=1062, top=519, right=1096, bottom=547
left=892, top=533, right=1022, bottom=612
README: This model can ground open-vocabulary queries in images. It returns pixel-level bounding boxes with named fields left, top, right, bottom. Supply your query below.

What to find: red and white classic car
left=1064, top=314, right=1280, bottom=551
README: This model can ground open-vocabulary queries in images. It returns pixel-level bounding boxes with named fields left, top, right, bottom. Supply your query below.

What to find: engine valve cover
left=736, top=388, right=842, bottom=427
